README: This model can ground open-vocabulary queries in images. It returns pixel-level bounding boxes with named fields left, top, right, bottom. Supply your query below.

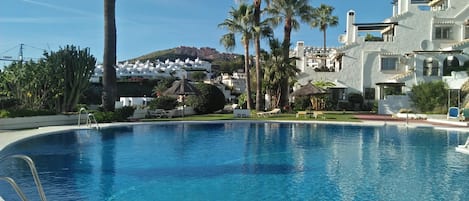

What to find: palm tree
left=219, top=3, right=256, bottom=110
left=263, top=38, right=300, bottom=108
left=265, top=0, right=313, bottom=109
left=310, top=4, right=339, bottom=71
left=253, top=0, right=273, bottom=111
left=102, top=0, right=117, bottom=111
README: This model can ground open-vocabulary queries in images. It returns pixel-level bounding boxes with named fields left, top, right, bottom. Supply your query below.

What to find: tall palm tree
left=219, top=3, right=256, bottom=109
left=253, top=0, right=273, bottom=111
left=265, top=0, right=313, bottom=109
left=102, top=0, right=117, bottom=111
left=310, top=4, right=339, bottom=70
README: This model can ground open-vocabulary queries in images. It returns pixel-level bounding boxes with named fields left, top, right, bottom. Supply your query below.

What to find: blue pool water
left=1, top=122, right=469, bottom=200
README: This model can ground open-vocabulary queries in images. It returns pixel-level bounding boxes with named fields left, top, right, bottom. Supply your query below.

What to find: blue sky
left=1, top=0, right=393, bottom=65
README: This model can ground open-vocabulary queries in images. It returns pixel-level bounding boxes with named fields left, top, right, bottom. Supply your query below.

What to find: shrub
left=0, top=110, right=10, bottom=118
left=3, top=109, right=56, bottom=118
left=93, top=111, right=115, bottom=123
left=410, top=81, right=447, bottom=113
left=114, top=106, right=136, bottom=121
left=148, top=96, right=178, bottom=110
left=187, top=83, right=226, bottom=114
left=293, top=96, right=311, bottom=111
left=0, top=98, right=21, bottom=109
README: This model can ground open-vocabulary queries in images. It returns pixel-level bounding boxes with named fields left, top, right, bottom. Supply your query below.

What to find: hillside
left=127, top=46, right=241, bottom=63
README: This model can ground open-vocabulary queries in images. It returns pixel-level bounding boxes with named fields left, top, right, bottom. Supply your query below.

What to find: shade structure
left=163, top=79, right=200, bottom=117
left=163, top=78, right=200, bottom=96
left=290, top=83, right=327, bottom=97
left=291, top=83, right=328, bottom=110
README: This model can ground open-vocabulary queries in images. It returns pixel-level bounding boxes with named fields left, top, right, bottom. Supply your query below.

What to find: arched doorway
left=443, top=56, right=461, bottom=76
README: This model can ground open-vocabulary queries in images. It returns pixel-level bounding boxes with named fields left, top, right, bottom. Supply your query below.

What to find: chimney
left=346, top=10, right=357, bottom=45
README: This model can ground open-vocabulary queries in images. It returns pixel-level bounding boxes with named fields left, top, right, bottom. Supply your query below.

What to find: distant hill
left=127, top=46, right=241, bottom=63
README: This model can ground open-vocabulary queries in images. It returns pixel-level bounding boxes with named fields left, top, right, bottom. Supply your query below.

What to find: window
left=364, top=88, right=375, bottom=100
left=381, top=57, right=398, bottom=71
left=423, top=58, right=439, bottom=76
left=435, top=27, right=452, bottom=40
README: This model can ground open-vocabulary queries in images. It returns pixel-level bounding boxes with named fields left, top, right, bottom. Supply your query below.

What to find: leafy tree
left=45, top=45, right=96, bottom=112
left=310, top=4, right=338, bottom=70
left=263, top=38, right=300, bottom=108
left=102, top=0, right=117, bottom=111
left=148, top=96, right=177, bottom=110
left=191, top=71, right=207, bottom=81
left=265, top=0, right=313, bottom=108
left=187, top=83, right=226, bottom=114
left=410, top=81, right=447, bottom=113
left=219, top=3, right=256, bottom=110
left=152, top=77, right=177, bottom=97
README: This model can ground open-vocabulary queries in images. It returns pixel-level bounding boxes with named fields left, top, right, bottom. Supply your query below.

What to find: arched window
left=443, top=56, right=461, bottom=76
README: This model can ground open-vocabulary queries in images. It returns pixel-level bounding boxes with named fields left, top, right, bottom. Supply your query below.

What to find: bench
left=296, top=111, right=325, bottom=119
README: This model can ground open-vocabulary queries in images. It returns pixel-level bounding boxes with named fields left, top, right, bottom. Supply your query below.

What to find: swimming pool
left=1, top=122, right=469, bottom=200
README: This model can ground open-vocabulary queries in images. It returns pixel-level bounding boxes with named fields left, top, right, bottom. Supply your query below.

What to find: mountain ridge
left=127, top=46, right=241, bottom=63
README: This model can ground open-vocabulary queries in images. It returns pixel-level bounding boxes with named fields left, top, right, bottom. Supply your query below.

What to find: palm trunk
left=244, top=41, right=252, bottom=110
left=102, top=0, right=117, bottom=111
left=279, top=18, right=292, bottom=110
left=323, top=29, right=327, bottom=70
left=254, top=0, right=263, bottom=111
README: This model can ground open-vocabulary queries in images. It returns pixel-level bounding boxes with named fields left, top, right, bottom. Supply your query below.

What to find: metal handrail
left=0, top=176, right=28, bottom=201
left=78, top=108, right=99, bottom=129
left=0, top=154, right=47, bottom=201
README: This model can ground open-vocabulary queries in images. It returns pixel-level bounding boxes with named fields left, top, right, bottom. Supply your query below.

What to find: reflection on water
left=1, top=123, right=469, bottom=200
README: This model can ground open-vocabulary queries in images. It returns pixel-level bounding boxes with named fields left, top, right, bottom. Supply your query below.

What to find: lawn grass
left=141, top=111, right=361, bottom=122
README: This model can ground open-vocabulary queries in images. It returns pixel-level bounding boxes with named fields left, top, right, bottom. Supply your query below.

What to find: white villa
left=90, top=58, right=212, bottom=83
left=293, top=0, right=469, bottom=114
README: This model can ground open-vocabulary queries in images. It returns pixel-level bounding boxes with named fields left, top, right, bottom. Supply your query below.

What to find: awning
left=376, top=81, right=405, bottom=86
left=354, top=22, right=398, bottom=31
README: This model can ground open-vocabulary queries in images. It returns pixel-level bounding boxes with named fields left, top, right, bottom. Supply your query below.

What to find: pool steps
left=0, top=154, right=47, bottom=201
left=78, top=108, right=100, bottom=130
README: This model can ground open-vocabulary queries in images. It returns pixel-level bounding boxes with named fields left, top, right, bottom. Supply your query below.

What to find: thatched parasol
left=290, top=83, right=327, bottom=97
left=163, top=78, right=200, bottom=117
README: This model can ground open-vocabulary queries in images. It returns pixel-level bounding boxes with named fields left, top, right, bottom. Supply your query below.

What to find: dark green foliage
left=0, top=109, right=56, bottom=118
left=410, top=81, right=447, bottom=113
left=93, top=106, right=135, bottom=122
left=187, top=83, right=226, bottom=114
left=93, top=111, right=115, bottom=123
left=293, top=96, right=311, bottom=111
left=148, top=96, right=177, bottom=110
left=114, top=106, right=135, bottom=121
left=0, top=98, right=20, bottom=109
left=191, top=71, right=207, bottom=81
left=45, top=45, right=97, bottom=112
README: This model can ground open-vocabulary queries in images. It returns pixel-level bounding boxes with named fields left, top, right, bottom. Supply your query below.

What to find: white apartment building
left=293, top=0, right=469, bottom=114
left=90, top=58, right=212, bottom=83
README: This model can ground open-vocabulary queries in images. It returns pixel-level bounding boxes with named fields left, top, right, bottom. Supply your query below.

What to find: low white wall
left=378, top=95, right=413, bottom=115
left=0, top=114, right=85, bottom=130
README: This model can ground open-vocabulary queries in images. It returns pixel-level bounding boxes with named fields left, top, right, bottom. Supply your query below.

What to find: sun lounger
left=447, top=107, right=459, bottom=119
left=313, top=111, right=325, bottom=119
left=148, top=109, right=172, bottom=118
left=256, top=108, right=281, bottom=117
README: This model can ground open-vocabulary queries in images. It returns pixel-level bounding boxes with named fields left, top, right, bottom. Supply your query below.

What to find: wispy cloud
left=22, top=0, right=98, bottom=18
left=0, top=17, right=70, bottom=24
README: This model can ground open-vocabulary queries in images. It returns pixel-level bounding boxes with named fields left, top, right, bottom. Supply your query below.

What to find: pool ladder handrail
left=0, top=154, right=47, bottom=201
left=78, top=108, right=100, bottom=129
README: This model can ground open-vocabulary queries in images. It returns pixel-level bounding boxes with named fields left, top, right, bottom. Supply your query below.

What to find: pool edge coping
left=1, top=120, right=467, bottom=153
